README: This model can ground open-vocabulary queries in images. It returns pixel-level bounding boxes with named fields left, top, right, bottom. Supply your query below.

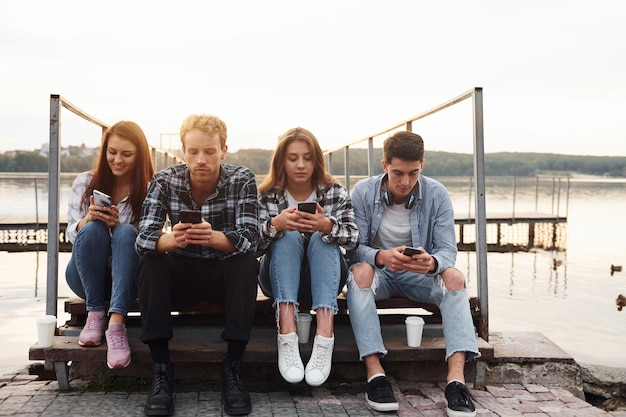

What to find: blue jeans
left=346, top=264, right=480, bottom=361
left=258, top=231, right=347, bottom=312
left=65, top=221, right=138, bottom=316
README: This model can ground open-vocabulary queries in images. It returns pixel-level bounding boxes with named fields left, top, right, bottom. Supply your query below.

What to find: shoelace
left=280, top=340, right=300, bottom=368
left=224, top=363, right=243, bottom=391
left=152, top=369, right=169, bottom=394
left=84, top=314, right=101, bottom=330
left=309, top=342, right=330, bottom=369
left=107, top=330, right=126, bottom=349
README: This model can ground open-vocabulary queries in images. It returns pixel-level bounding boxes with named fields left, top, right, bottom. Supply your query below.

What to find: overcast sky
left=1, top=1, right=625, bottom=156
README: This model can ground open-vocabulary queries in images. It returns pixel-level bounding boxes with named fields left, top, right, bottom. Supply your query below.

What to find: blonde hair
left=180, top=114, right=227, bottom=148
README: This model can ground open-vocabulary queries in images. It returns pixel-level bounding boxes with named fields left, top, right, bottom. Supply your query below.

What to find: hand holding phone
left=403, top=246, right=423, bottom=256
left=297, top=202, right=317, bottom=214
left=179, top=209, right=202, bottom=224
left=93, top=190, right=112, bottom=208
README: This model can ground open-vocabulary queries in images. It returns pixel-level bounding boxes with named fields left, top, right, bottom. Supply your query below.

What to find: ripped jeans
left=258, top=231, right=347, bottom=317
left=346, top=263, right=480, bottom=361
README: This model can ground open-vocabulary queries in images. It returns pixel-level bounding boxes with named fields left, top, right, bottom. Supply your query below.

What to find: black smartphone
left=179, top=209, right=202, bottom=224
left=92, top=189, right=111, bottom=208
left=297, top=202, right=317, bottom=214
left=403, top=246, right=423, bottom=256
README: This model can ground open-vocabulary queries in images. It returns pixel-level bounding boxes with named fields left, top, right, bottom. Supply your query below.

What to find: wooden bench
left=29, top=291, right=492, bottom=390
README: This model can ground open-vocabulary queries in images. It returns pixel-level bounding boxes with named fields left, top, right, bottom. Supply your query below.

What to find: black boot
left=144, top=362, right=174, bottom=416
left=222, top=359, right=251, bottom=415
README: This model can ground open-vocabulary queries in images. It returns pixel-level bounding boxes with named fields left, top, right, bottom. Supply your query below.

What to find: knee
left=77, top=220, right=108, bottom=240
left=350, top=263, right=374, bottom=289
left=230, top=253, right=259, bottom=283
left=441, top=268, right=466, bottom=292
left=276, top=230, right=301, bottom=246
left=136, top=254, right=166, bottom=284
left=309, top=232, right=328, bottom=248
left=113, top=223, right=137, bottom=240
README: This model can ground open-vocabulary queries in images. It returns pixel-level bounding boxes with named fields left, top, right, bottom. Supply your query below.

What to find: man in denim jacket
left=346, top=131, right=480, bottom=417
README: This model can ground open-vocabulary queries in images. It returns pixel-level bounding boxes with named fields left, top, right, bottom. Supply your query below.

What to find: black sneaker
left=222, top=359, right=251, bottom=415
left=365, top=375, right=399, bottom=412
left=144, top=362, right=174, bottom=416
left=445, top=381, right=476, bottom=417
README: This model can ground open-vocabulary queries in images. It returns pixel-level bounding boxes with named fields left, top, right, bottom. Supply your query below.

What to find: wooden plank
left=62, top=295, right=482, bottom=334
left=29, top=335, right=493, bottom=363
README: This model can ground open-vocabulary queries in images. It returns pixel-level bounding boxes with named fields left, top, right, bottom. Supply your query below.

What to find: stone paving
left=1, top=372, right=626, bottom=416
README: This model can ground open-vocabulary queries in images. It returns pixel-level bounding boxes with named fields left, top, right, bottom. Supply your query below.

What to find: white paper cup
left=296, top=313, right=312, bottom=344
left=405, top=316, right=425, bottom=347
left=36, top=315, right=57, bottom=348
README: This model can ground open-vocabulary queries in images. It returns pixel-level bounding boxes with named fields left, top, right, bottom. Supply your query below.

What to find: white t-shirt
left=284, top=189, right=317, bottom=208
left=371, top=203, right=413, bottom=250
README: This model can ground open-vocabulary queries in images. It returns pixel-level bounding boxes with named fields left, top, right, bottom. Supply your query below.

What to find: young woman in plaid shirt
left=257, top=127, right=359, bottom=387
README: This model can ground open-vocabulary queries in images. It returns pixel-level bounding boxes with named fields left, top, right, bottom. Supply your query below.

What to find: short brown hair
left=383, top=131, right=424, bottom=164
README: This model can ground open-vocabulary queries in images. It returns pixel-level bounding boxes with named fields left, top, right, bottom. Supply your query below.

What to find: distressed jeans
left=65, top=221, right=138, bottom=316
left=346, top=264, right=480, bottom=361
left=258, top=231, right=347, bottom=313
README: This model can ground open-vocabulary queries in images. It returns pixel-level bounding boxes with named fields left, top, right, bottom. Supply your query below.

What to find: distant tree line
left=0, top=149, right=97, bottom=173
left=225, top=148, right=626, bottom=178
left=2, top=147, right=626, bottom=178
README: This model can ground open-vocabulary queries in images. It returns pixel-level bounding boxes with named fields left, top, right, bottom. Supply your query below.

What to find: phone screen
left=403, top=247, right=423, bottom=256
left=93, top=190, right=111, bottom=208
left=297, top=202, right=317, bottom=214
left=179, top=210, right=202, bottom=224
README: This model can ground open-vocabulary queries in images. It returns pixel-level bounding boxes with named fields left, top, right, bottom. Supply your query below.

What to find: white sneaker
left=305, top=334, right=334, bottom=386
left=277, top=332, right=304, bottom=383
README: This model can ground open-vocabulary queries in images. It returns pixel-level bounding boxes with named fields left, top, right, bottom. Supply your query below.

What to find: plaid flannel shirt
left=135, top=163, right=259, bottom=259
left=257, top=182, right=359, bottom=255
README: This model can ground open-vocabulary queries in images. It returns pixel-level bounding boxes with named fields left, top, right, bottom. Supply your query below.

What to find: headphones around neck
left=381, top=176, right=418, bottom=209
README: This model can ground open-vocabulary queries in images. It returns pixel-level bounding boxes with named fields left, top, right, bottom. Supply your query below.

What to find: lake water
left=1, top=175, right=625, bottom=376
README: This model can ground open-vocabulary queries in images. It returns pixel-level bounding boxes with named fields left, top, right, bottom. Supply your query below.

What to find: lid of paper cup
left=405, top=316, right=425, bottom=325
left=36, top=315, right=57, bottom=324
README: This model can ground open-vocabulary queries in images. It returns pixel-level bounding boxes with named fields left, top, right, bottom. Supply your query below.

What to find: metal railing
left=324, top=87, right=489, bottom=339
left=46, top=95, right=183, bottom=318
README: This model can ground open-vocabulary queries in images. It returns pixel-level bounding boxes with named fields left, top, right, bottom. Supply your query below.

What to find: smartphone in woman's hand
left=297, top=202, right=317, bottom=214
left=93, top=190, right=111, bottom=208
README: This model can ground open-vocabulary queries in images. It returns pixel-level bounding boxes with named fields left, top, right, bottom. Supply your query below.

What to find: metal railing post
left=472, top=87, right=489, bottom=340
left=367, top=137, right=375, bottom=177
left=343, top=146, right=350, bottom=191
left=535, top=176, right=539, bottom=212
left=46, top=95, right=61, bottom=317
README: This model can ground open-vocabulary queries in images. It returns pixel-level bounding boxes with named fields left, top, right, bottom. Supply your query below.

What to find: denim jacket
left=350, top=173, right=457, bottom=275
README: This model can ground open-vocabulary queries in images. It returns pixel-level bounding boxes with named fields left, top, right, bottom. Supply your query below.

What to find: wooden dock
left=455, top=211, right=567, bottom=252
left=0, top=212, right=567, bottom=253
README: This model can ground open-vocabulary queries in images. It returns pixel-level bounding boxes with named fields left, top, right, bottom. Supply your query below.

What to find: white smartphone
left=92, top=189, right=112, bottom=208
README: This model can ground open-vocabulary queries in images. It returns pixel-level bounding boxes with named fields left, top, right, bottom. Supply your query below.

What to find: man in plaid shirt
left=135, top=114, right=259, bottom=416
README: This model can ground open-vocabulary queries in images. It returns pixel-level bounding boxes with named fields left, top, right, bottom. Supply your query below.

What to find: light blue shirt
left=350, top=173, right=457, bottom=275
